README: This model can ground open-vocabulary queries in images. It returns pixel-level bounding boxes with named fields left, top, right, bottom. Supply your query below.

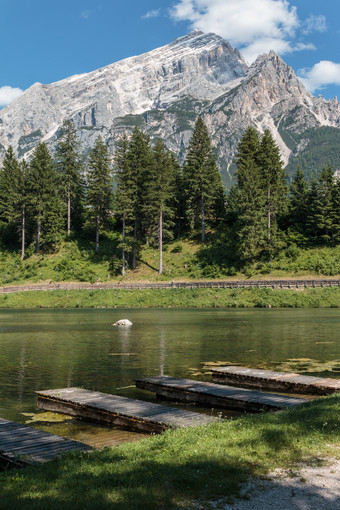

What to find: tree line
left=0, top=120, right=339, bottom=276
left=226, top=126, right=340, bottom=265
left=0, top=117, right=224, bottom=275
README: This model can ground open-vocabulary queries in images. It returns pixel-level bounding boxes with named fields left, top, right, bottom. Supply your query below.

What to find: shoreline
left=0, top=286, right=339, bottom=309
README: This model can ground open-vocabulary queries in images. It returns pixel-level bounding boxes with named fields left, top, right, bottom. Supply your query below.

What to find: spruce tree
left=114, top=134, right=135, bottom=275
left=0, top=148, right=29, bottom=258
left=144, top=140, right=176, bottom=275
left=309, top=164, right=336, bottom=244
left=235, top=127, right=266, bottom=260
left=87, top=136, right=112, bottom=253
left=55, top=120, right=83, bottom=236
left=183, top=117, right=224, bottom=241
left=27, top=142, right=61, bottom=252
left=332, top=176, right=340, bottom=243
left=257, top=129, right=287, bottom=255
left=126, top=127, right=153, bottom=267
left=288, top=166, right=309, bottom=236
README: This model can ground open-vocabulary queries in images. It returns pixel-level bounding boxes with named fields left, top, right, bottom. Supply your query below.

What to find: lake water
left=0, top=308, right=339, bottom=446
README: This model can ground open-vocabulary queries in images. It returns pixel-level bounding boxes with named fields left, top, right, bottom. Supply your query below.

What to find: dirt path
left=219, top=459, right=340, bottom=509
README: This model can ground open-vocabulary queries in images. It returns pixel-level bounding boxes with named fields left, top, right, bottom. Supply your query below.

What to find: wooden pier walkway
left=135, top=376, right=308, bottom=412
left=36, top=388, right=217, bottom=434
left=0, top=418, right=91, bottom=468
left=211, top=366, right=340, bottom=395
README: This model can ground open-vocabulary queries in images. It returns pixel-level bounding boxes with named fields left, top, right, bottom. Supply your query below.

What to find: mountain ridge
left=1, top=31, right=340, bottom=185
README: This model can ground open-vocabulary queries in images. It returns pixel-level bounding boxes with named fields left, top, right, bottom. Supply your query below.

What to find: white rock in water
left=113, top=319, right=132, bottom=326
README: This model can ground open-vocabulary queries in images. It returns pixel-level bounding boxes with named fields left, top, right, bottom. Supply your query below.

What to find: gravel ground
left=218, top=459, right=340, bottom=510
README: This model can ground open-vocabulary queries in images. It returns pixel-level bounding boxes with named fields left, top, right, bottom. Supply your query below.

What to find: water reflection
left=0, top=308, right=339, bottom=445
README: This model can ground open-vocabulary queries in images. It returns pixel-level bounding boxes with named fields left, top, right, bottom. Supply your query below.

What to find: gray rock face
left=1, top=30, right=340, bottom=185
left=0, top=31, right=247, bottom=158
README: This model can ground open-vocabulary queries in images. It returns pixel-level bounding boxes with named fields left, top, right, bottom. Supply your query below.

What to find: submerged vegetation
left=1, top=394, right=340, bottom=509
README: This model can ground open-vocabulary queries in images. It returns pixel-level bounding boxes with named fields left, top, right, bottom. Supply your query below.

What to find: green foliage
left=86, top=136, right=113, bottom=252
left=183, top=116, right=225, bottom=241
left=55, top=119, right=84, bottom=235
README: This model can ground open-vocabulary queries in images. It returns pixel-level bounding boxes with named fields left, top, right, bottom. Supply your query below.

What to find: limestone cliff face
left=0, top=31, right=247, bottom=157
left=0, top=31, right=339, bottom=185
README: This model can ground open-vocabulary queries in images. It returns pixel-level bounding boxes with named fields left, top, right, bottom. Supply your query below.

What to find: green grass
left=1, top=239, right=340, bottom=286
left=1, top=394, right=340, bottom=509
left=0, top=287, right=340, bottom=309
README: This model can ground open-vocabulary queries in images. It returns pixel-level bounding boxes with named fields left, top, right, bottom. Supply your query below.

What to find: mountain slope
left=1, top=31, right=340, bottom=186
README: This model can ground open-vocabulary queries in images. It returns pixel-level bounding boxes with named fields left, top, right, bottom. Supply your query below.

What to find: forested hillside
left=0, top=119, right=339, bottom=285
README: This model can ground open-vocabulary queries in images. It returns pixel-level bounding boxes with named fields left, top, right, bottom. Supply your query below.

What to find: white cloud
left=302, top=14, right=327, bottom=35
left=142, top=9, right=161, bottom=20
left=0, top=86, right=24, bottom=107
left=298, top=61, right=340, bottom=93
left=81, top=10, right=91, bottom=19
left=170, top=0, right=320, bottom=62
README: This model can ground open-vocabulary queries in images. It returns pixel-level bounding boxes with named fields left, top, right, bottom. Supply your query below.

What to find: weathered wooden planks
left=210, top=366, right=340, bottom=395
left=135, top=376, right=308, bottom=412
left=0, top=417, right=92, bottom=468
left=36, top=388, right=217, bottom=434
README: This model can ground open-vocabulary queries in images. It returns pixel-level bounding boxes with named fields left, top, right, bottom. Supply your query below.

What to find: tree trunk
left=95, top=213, right=100, bottom=253
left=122, top=216, right=126, bottom=276
left=67, top=185, right=71, bottom=236
left=159, top=210, right=163, bottom=275
left=132, top=220, right=137, bottom=269
left=201, top=199, right=205, bottom=242
left=21, top=207, right=25, bottom=260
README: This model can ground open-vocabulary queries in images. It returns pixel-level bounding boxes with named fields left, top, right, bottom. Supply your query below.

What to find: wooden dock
left=0, top=418, right=91, bottom=468
left=36, top=388, right=217, bottom=434
left=135, top=376, right=308, bottom=412
left=210, top=366, right=340, bottom=395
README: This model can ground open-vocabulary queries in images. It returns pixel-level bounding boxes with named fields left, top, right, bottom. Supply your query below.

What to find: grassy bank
left=1, top=394, right=340, bottom=509
left=1, top=239, right=340, bottom=286
left=0, top=287, right=340, bottom=308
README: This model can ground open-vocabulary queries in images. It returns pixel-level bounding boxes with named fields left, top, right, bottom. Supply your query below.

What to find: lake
left=0, top=308, right=339, bottom=446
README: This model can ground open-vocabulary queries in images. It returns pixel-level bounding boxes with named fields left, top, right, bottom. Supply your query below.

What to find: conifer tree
left=87, top=136, right=112, bottom=253
left=309, top=164, right=336, bottom=244
left=144, top=140, right=176, bottom=274
left=114, top=134, right=135, bottom=275
left=126, top=127, right=153, bottom=267
left=183, top=117, right=225, bottom=241
left=27, top=142, right=61, bottom=252
left=55, top=120, right=83, bottom=236
left=235, top=127, right=266, bottom=260
left=288, top=166, right=309, bottom=235
left=257, top=129, right=287, bottom=255
left=0, top=148, right=30, bottom=259
left=332, top=176, right=340, bottom=243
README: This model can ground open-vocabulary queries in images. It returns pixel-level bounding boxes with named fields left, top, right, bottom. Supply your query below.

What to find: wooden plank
left=36, top=388, right=217, bottom=434
left=210, top=366, right=340, bottom=395
left=0, top=418, right=92, bottom=468
left=135, top=376, right=308, bottom=412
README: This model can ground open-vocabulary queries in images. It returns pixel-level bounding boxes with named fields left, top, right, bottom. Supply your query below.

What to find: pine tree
left=86, top=136, right=112, bottom=253
left=183, top=117, right=225, bottom=241
left=27, top=142, right=61, bottom=252
left=114, top=134, right=135, bottom=275
left=257, top=129, right=287, bottom=255
left=126, top=127, right=153, bottom=267
left=309, top=164, right=336, bottom=244
left=288, top=166, right=309, bottom=235
left=144, top=140, right=176, bottom=275
left=55, top=120, right=83, bottom=236
left=235, top=127, right=266, bottom=260
left=332, top=176, right=340, bottom=243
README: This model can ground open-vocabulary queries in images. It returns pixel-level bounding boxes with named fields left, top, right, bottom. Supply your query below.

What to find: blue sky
left=1, top=0, right=340, bottom=107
